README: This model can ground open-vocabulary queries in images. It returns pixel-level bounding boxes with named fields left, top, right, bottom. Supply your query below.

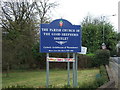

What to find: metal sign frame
left=46, top=53, right=78, bottom=88
left=40, top=19, right=81, bottom=88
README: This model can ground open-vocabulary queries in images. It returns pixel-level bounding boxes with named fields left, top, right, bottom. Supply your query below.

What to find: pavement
left=109, top=57, right=120, bottom=89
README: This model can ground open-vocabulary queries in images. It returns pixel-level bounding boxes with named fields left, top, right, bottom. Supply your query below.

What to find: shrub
left=93, top=49, right=110, bottom=67
left=94, top=65, right=109, bottom=88
left=99, top=65, right=108, bottom=82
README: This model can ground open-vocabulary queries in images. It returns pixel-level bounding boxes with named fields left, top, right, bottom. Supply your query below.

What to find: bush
left=92, top=49, right=110, bottom=67
left=99, top=65, right=108, bottom=82
left=95, top=65, right=109, bottom=87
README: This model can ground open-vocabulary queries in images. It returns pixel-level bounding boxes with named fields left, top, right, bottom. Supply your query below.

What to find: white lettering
left=43, top=33, right=50, bottom=36
left=62, top=33, right=78, bottom=36
left=51, top=33, right=61, bottom=36
left=42, top=28, right=48, bottom=31
left=49, top=29, right=61, bottom=32
left=43, top=46, right=51, bottom=48
left=62, top=29, right=75, bottom=32
left=54, top=37, right=68, bottom=40
left=67, top=46, right=78, bottom=49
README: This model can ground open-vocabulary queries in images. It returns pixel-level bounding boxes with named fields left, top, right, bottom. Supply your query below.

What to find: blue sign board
left=40, top=19, right=81, bottom=53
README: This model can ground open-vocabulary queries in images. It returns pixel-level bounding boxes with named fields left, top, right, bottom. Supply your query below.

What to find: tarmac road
left=109, top=57, right=120, bottom=89
left=111, top=57, right=120, bottom=64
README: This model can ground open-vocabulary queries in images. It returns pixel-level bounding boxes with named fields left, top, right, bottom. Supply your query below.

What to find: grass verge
left=2, top=68, right=108, bottom=88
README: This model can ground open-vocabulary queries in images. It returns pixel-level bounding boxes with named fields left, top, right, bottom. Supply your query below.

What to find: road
left=109, top=57, right=120, bottom=89
left=110, top=57, right=120, bottom=64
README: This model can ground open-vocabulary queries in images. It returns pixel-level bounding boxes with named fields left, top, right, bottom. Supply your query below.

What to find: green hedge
left=79, top=65, right=108, bottom=89
left=95, top=65, right=109, bottom=87
left=92, top=49, right=110, bottom=67
left=99, top=65, right=109, bottom=82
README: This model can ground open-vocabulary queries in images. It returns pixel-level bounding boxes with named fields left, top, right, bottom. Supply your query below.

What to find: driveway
left=109, top=57, right=120, bottom=89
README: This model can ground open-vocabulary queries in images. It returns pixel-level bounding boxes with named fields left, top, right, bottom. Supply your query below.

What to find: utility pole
left=102, top=14, right=116, bottom=49
left=118, top=1, right=120, bottom=33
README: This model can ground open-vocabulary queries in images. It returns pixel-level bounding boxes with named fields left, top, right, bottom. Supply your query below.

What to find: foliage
left=117, top=33, right=120, bottom=41
left=32, top=42, right=46, bottom=69
left=82, top=15, right=118, bottom=53
left=86, top=53, right=95, bottom=57
left=1, top=2, right=38, bottom=71
left=34, top=0, right=58, bottom=24
left=95, top=65, right=108, bottom=87
left=92, top=50, right=110, bottom=67
left=3, top=85, right=30, bottom=89
left=32, top=41, right=94, bottom=69
left=1, top=1, right=58, bottom=71
left=79, top=65, right=108, bottom=89
left=77, top=54, right=93, bottom=68
left=32, top=43, right=94, bottom=69
left=99, top=65, right=108, bottom=81
left=116, top=33, right=120, bottom=56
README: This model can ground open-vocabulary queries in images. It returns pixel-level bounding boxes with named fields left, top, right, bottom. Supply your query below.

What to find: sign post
left=67, top=53, right=70, bottom=86
left=75, top=53, right=78, bottom=87
left=73, top=53, right=75, bottom=87
left=40, top=19, right=81, bottom=87
left=46, top=53, right=49, bottom=88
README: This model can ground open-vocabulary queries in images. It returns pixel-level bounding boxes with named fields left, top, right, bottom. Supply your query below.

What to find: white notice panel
left=78, top=46, right=87, bottom=54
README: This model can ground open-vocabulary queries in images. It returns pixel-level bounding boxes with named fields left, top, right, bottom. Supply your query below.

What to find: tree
left=1, top=1, right=38, bottom=72
left=1, top=0, right=58, bottom=72
left=81, top=15, right=117, bottom=54
left=34, top=0, right=58, bottom=24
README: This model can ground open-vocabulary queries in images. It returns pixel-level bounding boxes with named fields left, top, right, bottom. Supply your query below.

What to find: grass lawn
left=2, top=68, right=99, bottom=88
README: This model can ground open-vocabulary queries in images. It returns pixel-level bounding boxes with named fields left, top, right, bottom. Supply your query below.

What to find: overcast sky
left=51, top=0, right=119, bottom=32
left=2, top=0, right=119, bottom=31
